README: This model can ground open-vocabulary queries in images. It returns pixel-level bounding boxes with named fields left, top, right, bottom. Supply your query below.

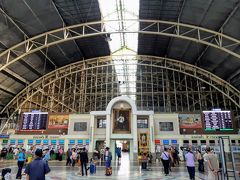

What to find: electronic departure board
left=21, top=112, right=48, bottom=130
left=203, top=111, right=233, bottom=131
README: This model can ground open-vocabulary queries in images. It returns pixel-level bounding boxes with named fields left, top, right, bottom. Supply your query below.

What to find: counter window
left=192, top=140, right=198, bottom=144
left=231, top=140, right=236, bottom=145
left=200, top=140, right=206, bottom=145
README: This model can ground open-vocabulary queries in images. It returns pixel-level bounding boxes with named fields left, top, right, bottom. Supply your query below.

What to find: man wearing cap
left=25, top=149, right=51, bottom=180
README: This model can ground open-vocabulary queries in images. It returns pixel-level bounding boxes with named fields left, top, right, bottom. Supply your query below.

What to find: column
left=132, top=114, right=138, bottom=159
left=24, top=138, right=28, bottom=150
left=88, top=115, right=95, bottom=153
left=110, top=140, right=115, bottom=160
left=106, top=114, right=111, bottom=147
left=178, top=138, right=184, bottom=161
left=64, top=137, right=68, bottom=151
left=149, top=114, right=155, bottom=153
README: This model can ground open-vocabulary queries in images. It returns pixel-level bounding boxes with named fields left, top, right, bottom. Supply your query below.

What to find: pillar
left=149, top=114, right=155, bottom=158
left=132, top=114, right=138, bottom=159
left=64, top=137, right=68, bottom=151
left=88, top=115, right=95, bottom=153
left=106, top=114, right=111, bottom=147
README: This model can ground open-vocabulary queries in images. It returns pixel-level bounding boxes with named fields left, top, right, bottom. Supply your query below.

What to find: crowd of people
left=1, top=144, right=221, bottom=179
left=1, top=145, right=114, bottom=179
left=160, top=146, right=219, bottom=180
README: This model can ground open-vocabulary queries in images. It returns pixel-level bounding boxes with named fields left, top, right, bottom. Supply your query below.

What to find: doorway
left=115, top=140, right=130, bottom=162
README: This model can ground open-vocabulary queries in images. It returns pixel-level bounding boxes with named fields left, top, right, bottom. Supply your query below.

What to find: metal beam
left=0, top=6, right=57, bottom=68
left=0, top=85, right=16, bottom=96
left=1, top=55, right=240, bottom=133
left=0, top=39, right=42, bottom=77
left=2, top=69, right=30, bottom=85
left=2, top=55, right=239, bottom=114
left=195, top=1, right=240, bottom=65
left=0, top=19, right=240, bottom=74
left=165, top=0, right=186, bottom=56
left=228, top=68, right=240, bottom=82
left=51, top=0, right=86, bottom=58
left=22, top=0, right=73, bottom=64
left=179, top=0, right=213, bottom=60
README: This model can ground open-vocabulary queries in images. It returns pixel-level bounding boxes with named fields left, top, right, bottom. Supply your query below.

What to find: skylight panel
left=98, top=0, right=139, bottom=100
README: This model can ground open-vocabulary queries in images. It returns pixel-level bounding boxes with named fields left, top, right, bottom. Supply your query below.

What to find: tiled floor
left=0, top=153, right=237, bottom=180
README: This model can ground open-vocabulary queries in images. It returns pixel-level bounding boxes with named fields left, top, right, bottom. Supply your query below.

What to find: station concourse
left=0, top=0, right=240, bottom=179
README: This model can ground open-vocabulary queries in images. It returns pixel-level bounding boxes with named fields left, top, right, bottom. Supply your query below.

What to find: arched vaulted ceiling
left=0, top=0, right=240, bottom=114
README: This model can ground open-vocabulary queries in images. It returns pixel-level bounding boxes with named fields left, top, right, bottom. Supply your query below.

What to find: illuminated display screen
left=21, top=112, right=48, bottom=130
left=203, top=111, right=233, bottom=131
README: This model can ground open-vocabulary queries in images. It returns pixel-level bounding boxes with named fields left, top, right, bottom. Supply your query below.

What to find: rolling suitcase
left=105, top=167, right=112, bottom=176
left=90, top=163, right=96, bottom=174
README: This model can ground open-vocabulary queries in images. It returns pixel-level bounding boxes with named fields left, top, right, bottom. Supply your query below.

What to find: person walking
left=196, top=149, right=204, bottom=172
left=104, top=147, right=112, bottom=176
left=71, top=148, right=77, bottom=167
left=161, top=148, right=170, bottom=176
left=25, top=149, right=51, bottom=180
left=185, top=148, right=195, bottom=180
left=173, top=147, right=179, bottom=166
left=116, top=147, right=122, bottom=162
left=16, top=148, right=26, bottom=179
left=79, top=147, right=89, bottom=176
left=66, top=148, right=72, bottom=166
left=58, top=147, right=63, bottom=161
left=205, top=147, right=219, bottom=180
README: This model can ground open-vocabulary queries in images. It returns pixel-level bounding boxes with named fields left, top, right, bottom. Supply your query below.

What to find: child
left=89, top=158, right=96, bottom=174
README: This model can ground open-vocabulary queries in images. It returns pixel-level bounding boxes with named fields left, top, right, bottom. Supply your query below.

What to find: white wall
left=154, top=114, right=180, bottom=135
left=94, top=119, right=106, bottom=135
left=68, top=114, right=91, bottom=135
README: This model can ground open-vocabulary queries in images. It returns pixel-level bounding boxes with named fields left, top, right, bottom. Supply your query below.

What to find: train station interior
left=0, top=0, right=240, bottom=179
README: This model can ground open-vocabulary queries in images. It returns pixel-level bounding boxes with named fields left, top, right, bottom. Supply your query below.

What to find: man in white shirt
left=185, top=148, right=195, bottom=180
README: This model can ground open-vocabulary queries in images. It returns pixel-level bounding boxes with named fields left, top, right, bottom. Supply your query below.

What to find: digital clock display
left=203, top=111, right=233, bottom=131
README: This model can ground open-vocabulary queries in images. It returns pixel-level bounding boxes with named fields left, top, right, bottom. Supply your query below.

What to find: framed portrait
left=113, top=109, right=131, bottom=133
left=139, top=133, right=148, bottom=148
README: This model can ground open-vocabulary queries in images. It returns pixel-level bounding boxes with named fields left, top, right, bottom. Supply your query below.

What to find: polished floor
left=0, top=153, right=237, bottom=180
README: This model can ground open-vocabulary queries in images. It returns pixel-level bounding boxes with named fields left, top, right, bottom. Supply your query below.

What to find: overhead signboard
left=203, top=111, right=233, bottom=131
left=21, top=112, right=48, bottom=130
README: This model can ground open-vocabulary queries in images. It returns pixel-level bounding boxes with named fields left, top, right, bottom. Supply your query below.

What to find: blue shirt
left=43, top=152, right=50, bottom=162
left=18, top=152, right=26, bottom=161
left=25, top=157, right=51, bottom=180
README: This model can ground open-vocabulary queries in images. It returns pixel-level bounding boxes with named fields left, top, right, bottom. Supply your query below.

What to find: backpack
left=2, top=168, right=11, bottom=180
